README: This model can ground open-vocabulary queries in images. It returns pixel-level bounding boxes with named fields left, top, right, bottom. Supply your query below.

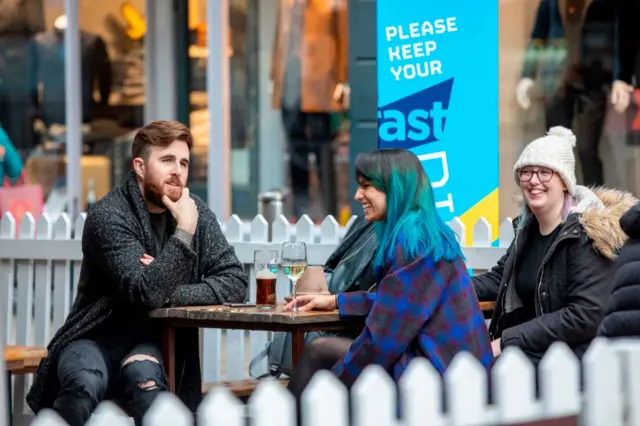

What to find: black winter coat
left=474, top=187, right=636, bottom=362
left=598, top=201, right=640, bottom=338
left=26, top=172, right=248, bottom=413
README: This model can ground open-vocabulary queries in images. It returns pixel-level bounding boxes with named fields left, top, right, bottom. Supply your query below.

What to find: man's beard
left=142, top=172, right=183, bottom=209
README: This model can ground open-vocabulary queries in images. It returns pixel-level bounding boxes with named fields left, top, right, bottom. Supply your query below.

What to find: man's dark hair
left=132, top=120, right=194, bottom=160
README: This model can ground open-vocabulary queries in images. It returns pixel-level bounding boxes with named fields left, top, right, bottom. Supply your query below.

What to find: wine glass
left=281, top=242, right=307, bottom=313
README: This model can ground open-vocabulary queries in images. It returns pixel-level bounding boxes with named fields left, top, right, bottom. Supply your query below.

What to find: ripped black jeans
left=53, top=338, right=167, bottom=426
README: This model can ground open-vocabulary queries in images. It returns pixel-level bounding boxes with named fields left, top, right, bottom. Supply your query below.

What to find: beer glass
left=254, top=249, right=279, bottom=309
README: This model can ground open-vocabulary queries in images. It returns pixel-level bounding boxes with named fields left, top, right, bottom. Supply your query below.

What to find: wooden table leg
left=7, top=371, right=12, bottom=426
left=291, top=330, right=305, bottom=368
left=162, top=324, right=176, bottom=393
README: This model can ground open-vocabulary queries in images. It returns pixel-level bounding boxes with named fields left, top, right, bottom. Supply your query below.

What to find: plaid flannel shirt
left=331, top=245, right=493, bottom=386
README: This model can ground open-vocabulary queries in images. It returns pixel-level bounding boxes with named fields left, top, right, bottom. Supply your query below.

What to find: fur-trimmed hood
left=517, top=186, right=638, bottom=260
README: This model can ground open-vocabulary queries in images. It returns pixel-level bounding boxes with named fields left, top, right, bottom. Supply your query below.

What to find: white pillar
left=258, top=0, right=286, bottom=193
left=64, top=0, right=82, bottom=220
left=207, top=0, right=231, bottom=218
left=145, top=0, right=177, bottom=122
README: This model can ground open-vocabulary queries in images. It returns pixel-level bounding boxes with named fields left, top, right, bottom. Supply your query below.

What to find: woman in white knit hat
left=473, top=126, right=637, bottom=364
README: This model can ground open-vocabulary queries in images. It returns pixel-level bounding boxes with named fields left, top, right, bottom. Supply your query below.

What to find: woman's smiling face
left=354, top=178, right=387, bottom=222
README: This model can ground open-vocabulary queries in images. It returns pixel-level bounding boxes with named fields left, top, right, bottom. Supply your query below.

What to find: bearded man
left=26, top=121, right=248, bottom=426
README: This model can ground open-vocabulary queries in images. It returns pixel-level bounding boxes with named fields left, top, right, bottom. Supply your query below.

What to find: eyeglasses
left=518, top=168, right=554, bottom=183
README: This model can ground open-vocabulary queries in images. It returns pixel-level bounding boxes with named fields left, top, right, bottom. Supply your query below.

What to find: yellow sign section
left=458, top=188, right=500, bottom=246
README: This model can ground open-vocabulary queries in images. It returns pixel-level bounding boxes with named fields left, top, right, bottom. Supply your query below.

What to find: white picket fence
left=16, top=338, right=640, bottom=426
left=0, top=210, right=513, bottom=424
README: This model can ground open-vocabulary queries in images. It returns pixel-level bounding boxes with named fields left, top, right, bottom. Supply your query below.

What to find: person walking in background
left=284, top=148, right=493, bottom=406
left=0, top=124, right=23, bottom=183
left=474, top=126, right=636, bottom=365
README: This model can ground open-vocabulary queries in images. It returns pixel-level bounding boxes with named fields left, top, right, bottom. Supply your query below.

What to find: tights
left=287, top=336, right=353, bottom=424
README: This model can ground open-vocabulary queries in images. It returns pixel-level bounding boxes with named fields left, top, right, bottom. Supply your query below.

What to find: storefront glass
left=184, top=0, right=350, bottom=221
left=0, top=0, right=147, bottom=219
left=268, top=0, right=350, bottom=222
left=185, top=0, right=259, bottom=217
left=5, top=1, right=635, bottom=225
left=498, top=0, right=640, bottom=219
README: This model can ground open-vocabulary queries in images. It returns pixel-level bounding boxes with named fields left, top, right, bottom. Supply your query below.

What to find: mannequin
left=515, top=0, right=637, bottom=187
left=0, top=0, right=45, bottom=151
left=30, top=14, right=113, bottom=128
left=270, top=0, right=349, bottom=219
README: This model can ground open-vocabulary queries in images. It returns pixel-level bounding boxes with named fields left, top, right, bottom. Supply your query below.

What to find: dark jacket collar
left=121, top=171, right=176, bottom=257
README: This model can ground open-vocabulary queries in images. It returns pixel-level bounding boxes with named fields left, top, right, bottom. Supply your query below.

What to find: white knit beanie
left=513, top=126, right=577, bottom=196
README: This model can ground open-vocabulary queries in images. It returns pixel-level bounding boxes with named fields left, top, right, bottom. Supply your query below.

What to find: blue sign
left=377, top=3, right=499, bottom=245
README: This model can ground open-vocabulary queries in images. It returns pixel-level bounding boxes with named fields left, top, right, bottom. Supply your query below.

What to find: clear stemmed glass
left=281, top=242, right=307, bottom=313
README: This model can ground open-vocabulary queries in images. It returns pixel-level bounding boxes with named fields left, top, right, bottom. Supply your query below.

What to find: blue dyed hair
left=354, top=148, right=464, bottom=270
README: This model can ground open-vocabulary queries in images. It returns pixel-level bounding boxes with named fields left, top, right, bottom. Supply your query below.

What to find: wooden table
left=5, top=345, right=47, bottom=374
left=479, top=301, right=496, bottom=320
left=149, top=306, right=363, bottom=393
left=5, top=345, right=47, bottom=424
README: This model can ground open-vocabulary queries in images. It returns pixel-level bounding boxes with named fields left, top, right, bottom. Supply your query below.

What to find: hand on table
left=140, top=254, right=154, bottom=266
left=284, top=294, right=337, bottom=312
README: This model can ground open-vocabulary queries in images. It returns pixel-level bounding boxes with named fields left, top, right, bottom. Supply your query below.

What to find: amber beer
left=256, top=269, right=277, bottom=308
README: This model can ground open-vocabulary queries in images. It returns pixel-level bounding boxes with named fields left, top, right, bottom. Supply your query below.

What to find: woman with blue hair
left=284, top=148, right=492, bottom=400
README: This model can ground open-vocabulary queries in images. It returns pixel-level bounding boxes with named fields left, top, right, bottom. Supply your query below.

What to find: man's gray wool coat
left=26, top=172, right=248, bottom=413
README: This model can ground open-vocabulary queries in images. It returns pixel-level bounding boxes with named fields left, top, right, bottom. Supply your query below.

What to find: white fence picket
left=399, top=358, right=445, bottom=426
left=198, top=388, right=244, bottom=426
left=88, top=401, right=134, bottom=426
left=13, top=214, right=36, bottom=417
left=143, top=393, right=192, bottom=426
left=71, top=214, right=86, bottom=301
left=295, top=215, right=315, bottom=244
left=0, top=267, right=6, bottom=426
left=250, top=379, right=296, bottom=426
left=472, top=217, right=492, bottom=247
left=492, top=347, right=538, bottom=423
left=611, top=339, right=640, bottom=426
left=445, top=352, right=489, bottom=426
left=0, top=212, right=16, bottom=345
left=351, top=365, right=396, bottom=426
left=247, top=215, right=270, bottom=379
left=318, top=216, right=340, bottom=244
left=498, top=217, right=515, bottom=247
left=583, top=338, right=624, bottom=426
left=33, top=215, right=53, bottom=348
left=52, top=214, right=73, bottom=334
left=222, top=215, right=245, bottom=380
left=30, top=409, right=68, bottom=426
left=448, top=217, right=466, bottom=246
left=538, top=342, right=581, bottom=418
left=302, top=371, right=349, bottom=426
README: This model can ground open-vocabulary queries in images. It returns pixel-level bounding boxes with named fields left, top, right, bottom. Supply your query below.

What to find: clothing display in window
left=0, top=0, right=45, bottom=151
left=0, top=0, right=44, bottom=35
left=0, top=36, right=38, bottom=150
left=518, top=0, right=639, bottom=187
left=270, top=0, right=348, bottom=113
left=31, top=28, right=113, bottom=127
left=270, top=0, right=348, bottom=218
